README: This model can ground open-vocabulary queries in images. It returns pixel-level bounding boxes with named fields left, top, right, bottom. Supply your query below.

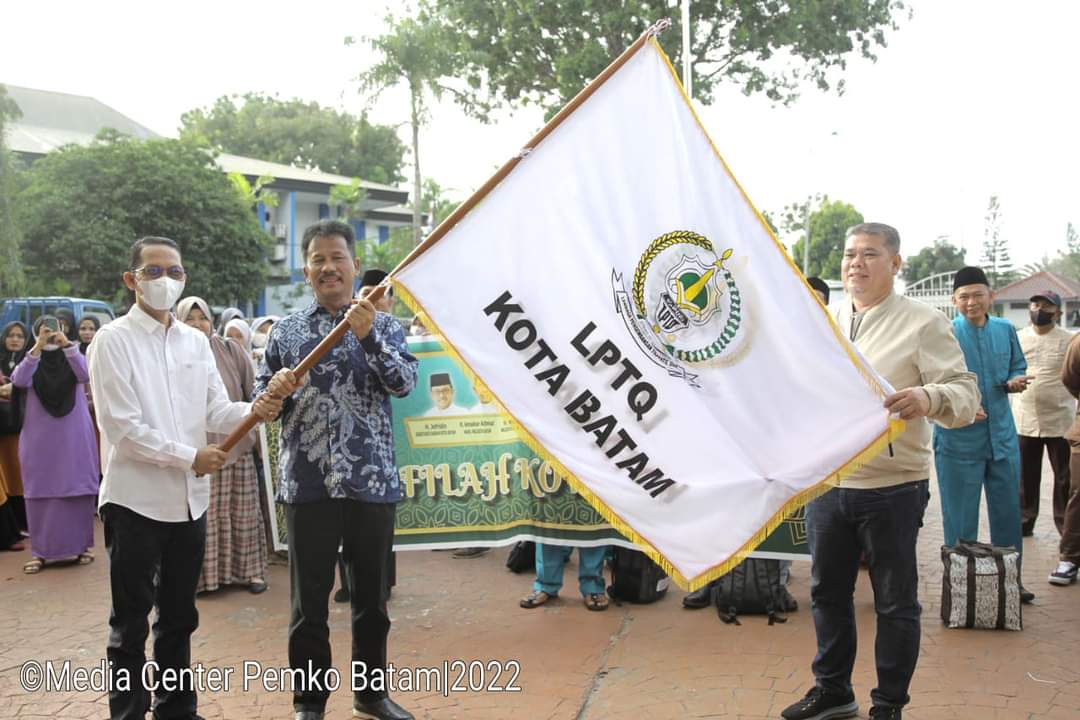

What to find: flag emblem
left=616, top=231, right=745, bottom=384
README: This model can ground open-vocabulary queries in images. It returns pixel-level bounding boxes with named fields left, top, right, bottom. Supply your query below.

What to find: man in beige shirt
left=782, top=223, right=978, bottom=720
left=1013, top=290, right=1075, bottom=536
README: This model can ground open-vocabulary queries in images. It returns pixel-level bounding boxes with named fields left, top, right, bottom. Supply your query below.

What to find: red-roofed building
left=993, top=270, right=1080, bottom=329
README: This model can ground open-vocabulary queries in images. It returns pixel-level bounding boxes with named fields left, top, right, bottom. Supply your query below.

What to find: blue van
left=0, top=296, right=116, bottom=330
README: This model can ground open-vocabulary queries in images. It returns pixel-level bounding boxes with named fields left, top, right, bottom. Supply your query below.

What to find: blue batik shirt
left=255, top=301, right=418, bottom=504
left=934, top=315, right=1026, bottom=461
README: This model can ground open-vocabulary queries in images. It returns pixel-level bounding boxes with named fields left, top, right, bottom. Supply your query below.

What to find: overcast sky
left=3, top=1, right=1076, bottom=271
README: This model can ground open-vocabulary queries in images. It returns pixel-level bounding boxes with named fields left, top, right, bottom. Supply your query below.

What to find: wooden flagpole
left=218, top=19, right=671, bottom=453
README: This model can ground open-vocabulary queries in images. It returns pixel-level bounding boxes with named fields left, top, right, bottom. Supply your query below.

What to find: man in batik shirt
left=258, top=219, right=418, bottom=720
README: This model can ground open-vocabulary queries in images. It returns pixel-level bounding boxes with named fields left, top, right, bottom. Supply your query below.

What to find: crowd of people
left=1, top=220, right=1078, bottom=720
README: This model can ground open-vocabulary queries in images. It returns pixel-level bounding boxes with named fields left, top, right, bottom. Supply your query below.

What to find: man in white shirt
left=88, top=236, right=281, bottom=720
left=1013, top=290, right=1076, bottom=536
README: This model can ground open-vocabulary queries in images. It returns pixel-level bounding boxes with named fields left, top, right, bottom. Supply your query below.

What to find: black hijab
left=78, top=315, right=101, bottom=355
left=30, top=318, right=78, bottom=418
left=0, top=322, right=29, bottom=433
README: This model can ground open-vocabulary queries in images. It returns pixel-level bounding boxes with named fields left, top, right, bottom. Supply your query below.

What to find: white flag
left=394, top=36, right=901, bottom=588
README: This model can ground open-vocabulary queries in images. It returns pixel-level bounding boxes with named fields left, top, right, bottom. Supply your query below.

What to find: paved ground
left=1, top=460, right=1077, bottom=720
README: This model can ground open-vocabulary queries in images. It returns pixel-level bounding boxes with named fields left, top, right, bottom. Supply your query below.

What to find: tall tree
left=980, top=194, right=1014, bottom=287
left=180, top=93, right=407, bottom=184
left=434, top=0, right=909, bottom=114
left=903, top=236, right=966, bottom=283
left=421, top=177, right=459, bottom=230
left=0, top=84, right=25, bottom=296
left=17, top=134, right=269, bottom=307
left=783, top=196, right=863, bottom=279
left=1046, top=221, right=1080, bottom=281
left=352, top=13, right=470, bottom=245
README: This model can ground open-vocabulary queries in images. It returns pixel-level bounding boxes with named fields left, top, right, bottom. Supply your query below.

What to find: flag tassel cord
left=217, top=19, right=674, bottom=453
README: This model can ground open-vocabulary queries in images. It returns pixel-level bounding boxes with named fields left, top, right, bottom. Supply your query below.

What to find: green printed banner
left=260, top=338, right=807, bottom=559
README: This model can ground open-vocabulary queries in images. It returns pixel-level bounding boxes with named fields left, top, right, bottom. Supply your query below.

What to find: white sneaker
left=1048, top=561, right=1078, bottom=586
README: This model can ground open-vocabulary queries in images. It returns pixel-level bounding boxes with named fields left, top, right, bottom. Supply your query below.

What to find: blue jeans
left=935, top=451, right=1022, bottom=555
left=806, top=480, right=929, bottom=710
left=533, top=543, right=606, bottom=596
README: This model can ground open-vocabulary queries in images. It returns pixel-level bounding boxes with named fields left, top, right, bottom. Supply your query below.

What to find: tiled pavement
left=1, top=460, right=1077, bottom=720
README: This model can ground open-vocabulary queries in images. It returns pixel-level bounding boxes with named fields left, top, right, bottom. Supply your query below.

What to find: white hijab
left=224, top=318, right=252, bottom=351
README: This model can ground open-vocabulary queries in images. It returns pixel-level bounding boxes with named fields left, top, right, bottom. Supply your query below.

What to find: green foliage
left=903, top=236, right=966, bottom=283
left=358, top=230, right=415, bottom=275
left=1044, top=222, right=1080, bottom=281
left=16, top=135, right=269, bottom=308
left=180, top=93, right=406, bottom=184
left=980, top=194, right=1015, bottom=288
left=353, top=12, right=471, bottom=245
left=329, top=178, right=368, bottom=220
left=228, top=172, right=279, bottom=210
left=434, top=0, right=910, bottom=114
left=784, top=195, right=863, bottom=279
left=422, top=177, right=458, bottom=229
left=0, top=84, right=25, bottom=295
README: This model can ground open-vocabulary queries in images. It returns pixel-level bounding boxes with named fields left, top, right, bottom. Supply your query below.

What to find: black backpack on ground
left=712, top=557, right=796, bottom=625
left=607, top=547, right=670, bottom=603
left=505, top=541, right=535, bottom=573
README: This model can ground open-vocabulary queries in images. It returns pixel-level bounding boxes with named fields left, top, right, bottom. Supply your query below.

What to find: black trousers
left=285, top=499, right=396, bottom=712
left=1019, top=435, right=1071, bottom=534
left=102, top=503, right=207, bottom=720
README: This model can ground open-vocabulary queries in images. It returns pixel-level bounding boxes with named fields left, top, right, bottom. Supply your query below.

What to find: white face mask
left=138, top=277, right=186, bottom=311
left=43, top=344, right=59, bottom=352
left=252, top=333, right=268, bottom=349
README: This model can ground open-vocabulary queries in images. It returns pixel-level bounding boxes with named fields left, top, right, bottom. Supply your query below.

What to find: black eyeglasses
left=134, top=265, right=186, bottom=281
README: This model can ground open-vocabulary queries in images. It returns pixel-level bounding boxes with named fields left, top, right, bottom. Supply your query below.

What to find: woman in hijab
left=0, top=322, right=29, bottom=550
left=249, top=316, right=279, bottom=363
left=224, top=318, right=252, bottom=354
left=77, top=314, right=103, bottom=458
left=217, top=307, right=245, bottom=336
left=0, top=321, right=29, bottom=533
left=77, top=315, right=100, bottom=355
left=177, top=297, right=269, bottom=594
left=54, top=308, right=78, bottom=342
left=12, top=317, right=99, bottom=573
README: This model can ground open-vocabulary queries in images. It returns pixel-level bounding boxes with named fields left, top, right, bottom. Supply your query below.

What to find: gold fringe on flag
left=393, top=280, right=905, bottom=591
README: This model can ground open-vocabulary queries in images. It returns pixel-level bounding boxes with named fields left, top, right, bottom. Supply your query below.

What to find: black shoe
left=682, top=584, right=712, bottom=609
left=294, top=712, right=324, bottom=720
left=334, top=587, right=350, bottom=603
left=869, top=707, right=902, bottom=719
left=353, top=696, right=414, bottom=720
left=451, top=546, right=490, bottom=558
left=780, top=686, right=858, bottom=720
left=1020, top=586, right=1035, bottom=604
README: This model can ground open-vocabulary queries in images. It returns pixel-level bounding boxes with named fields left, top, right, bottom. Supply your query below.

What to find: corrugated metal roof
left=995, top=270, right=1080, bottom=301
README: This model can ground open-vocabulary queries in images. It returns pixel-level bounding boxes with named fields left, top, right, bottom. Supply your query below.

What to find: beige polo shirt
left=1012, top=324, right=1076, bottom=437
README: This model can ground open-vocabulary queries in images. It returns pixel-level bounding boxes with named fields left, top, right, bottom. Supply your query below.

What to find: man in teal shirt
left=934, top=266, right=1035, bottom=602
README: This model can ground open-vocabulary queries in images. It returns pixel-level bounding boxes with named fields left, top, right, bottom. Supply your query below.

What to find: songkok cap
left=429, top=372, right=452, bottom=388
left=806, top=277, right=830, bottom=304
left=360, top=269, right=389, bottom=288
left=953, top=266, right=990, bottom=291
